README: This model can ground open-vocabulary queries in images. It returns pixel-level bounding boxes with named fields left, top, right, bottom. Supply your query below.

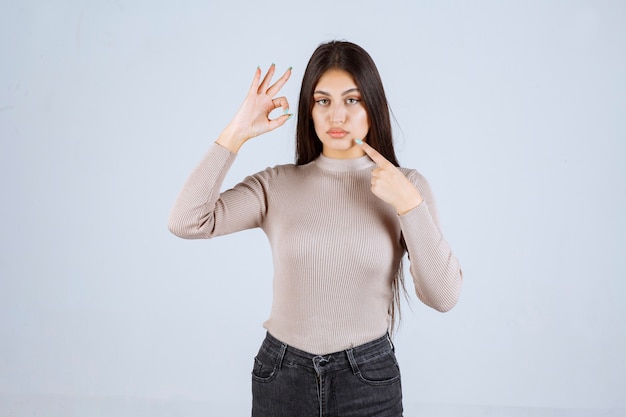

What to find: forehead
left=314, top=69, right=358, bottom=92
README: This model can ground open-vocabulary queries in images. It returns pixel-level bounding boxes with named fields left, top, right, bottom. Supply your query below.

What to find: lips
left=327, top=129, right=349, bottom=139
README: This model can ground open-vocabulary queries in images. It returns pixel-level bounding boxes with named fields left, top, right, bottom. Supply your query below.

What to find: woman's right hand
left=216, top=64, right=292, bottom=152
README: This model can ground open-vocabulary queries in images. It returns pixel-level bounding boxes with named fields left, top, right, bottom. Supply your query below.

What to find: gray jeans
left=251, top=332, right=403, bottom=417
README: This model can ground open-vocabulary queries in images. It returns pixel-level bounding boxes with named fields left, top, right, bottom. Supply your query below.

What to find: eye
left=315, top=98, right=330, bottom=106
left=346, top=98, right=361, bottom=105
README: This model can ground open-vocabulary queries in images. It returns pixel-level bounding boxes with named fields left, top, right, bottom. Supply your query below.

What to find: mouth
left=327, top=129, right=349, bottom=139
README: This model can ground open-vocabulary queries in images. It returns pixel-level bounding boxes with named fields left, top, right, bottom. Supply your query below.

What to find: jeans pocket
left=354, top=350, right=401, bottom=386
left=251, top=347, right=280, bottom=383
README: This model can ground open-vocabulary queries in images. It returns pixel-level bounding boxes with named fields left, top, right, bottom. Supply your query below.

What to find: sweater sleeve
left=168, top=143, right=270, bottom=239
left=398, top=170, right=463, bottom=312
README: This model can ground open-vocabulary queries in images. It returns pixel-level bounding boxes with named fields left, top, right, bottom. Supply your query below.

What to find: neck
left=314, top=153, right=375, bottom=172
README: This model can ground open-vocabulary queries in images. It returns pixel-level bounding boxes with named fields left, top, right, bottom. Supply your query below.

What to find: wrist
left=396, top=194, right=423, bottom=216
left=216, top=127, right=248, bottom=153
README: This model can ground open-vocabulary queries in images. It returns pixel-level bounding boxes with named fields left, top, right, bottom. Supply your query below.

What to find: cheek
left=355, top=109, right=370, bottom=131
left=311, top=109, right=327, bottom=138
left=311, top=106, right=325, bottom=123
left=311, top=109, right=322, bottom=128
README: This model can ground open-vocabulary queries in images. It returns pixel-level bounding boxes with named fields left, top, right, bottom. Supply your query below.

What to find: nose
left=330, top=103, right=346, bottom=124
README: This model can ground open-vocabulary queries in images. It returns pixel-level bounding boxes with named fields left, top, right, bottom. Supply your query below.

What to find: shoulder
left=399, top=166, right=436, bottom=200
left=247, top=162, right=311, bottom=183
left=399, top=166, right=429, bottom=185
left=398, top=166, right=440, bottom=214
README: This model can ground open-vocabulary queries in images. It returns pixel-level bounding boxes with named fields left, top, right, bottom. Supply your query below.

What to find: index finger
left=357, top=140, right=393, bottom=167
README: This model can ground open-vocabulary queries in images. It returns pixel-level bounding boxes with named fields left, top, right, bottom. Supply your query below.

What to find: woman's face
left=312, top=69, right=369, bottom=159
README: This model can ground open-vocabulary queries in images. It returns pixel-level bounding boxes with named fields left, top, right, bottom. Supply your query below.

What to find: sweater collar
left=314, top=154, right=376, bottom=172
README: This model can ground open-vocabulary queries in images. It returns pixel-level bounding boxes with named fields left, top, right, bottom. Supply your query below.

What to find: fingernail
left=271, top=63, right=276, bottom=67
left=284, top=108, right=290, bottom=114
left=287, top=66, right=293, bottom=71
left=287, top=113, right=293, bottom=120
left=355, top=139, right=364, bottom=145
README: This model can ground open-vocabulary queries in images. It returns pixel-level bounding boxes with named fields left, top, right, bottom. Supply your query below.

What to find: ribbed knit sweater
left=169, top=143, right=462, bottom=355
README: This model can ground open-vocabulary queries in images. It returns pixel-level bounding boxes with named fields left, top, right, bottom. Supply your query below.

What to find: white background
left=1, top=1, right=625, bottom=416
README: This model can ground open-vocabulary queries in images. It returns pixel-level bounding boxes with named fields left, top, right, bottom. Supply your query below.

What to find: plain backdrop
left=1, top=1, right=625, bottom=416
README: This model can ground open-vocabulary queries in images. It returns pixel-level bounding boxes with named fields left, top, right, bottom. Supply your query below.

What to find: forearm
left=168, top=142, right=237, bottom=239
left=400, top=203, right=463, bottom=312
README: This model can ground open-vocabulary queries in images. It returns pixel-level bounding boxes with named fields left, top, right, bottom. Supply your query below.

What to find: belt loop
left=386, top=333, right=395, bottom=352
left=276, top=343, right=287, bottom=370
left=345, top=348, right=359, bottom=375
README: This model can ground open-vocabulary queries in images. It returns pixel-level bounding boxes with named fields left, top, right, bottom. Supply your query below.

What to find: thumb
left=267, top=112, right=293, bottom=131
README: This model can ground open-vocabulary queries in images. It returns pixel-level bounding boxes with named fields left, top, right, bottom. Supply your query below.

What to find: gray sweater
left=169, top=143, right=462, bottom=354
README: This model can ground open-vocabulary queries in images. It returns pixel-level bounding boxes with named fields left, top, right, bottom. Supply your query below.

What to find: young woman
left=169, top=41, right=462, bottom=417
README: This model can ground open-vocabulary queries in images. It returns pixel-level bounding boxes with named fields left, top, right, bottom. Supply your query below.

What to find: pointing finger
left=356, top=140, right=393, bottom=168
left=271, top=96, right=290, bottom=114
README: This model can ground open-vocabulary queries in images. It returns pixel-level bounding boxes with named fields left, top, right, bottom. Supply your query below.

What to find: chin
left=325, top=139, right=353, bottom=149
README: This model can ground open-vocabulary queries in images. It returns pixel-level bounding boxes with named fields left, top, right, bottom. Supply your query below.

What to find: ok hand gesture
left=217, top=64, right=292, bottom=152
left=358, top=141, right=424, bottom=215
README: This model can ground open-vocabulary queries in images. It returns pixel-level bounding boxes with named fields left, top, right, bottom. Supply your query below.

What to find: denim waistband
left=260, top=332, right=395, bottom=375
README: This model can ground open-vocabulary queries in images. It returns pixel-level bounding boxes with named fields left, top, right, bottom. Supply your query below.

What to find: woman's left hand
left=358, top=141, right=424, bottom=215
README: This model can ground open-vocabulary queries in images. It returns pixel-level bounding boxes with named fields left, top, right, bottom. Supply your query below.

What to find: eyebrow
left=313, top=88, right=360, bottom=96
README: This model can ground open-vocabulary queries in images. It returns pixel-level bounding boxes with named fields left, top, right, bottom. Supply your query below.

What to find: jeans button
left=314, top=356, right=329, bottom=367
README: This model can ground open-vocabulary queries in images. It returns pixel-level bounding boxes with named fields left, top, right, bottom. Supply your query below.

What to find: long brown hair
left=295, top=40, right=407, bottom=333
left=296, top=41, right=399, bottom=167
